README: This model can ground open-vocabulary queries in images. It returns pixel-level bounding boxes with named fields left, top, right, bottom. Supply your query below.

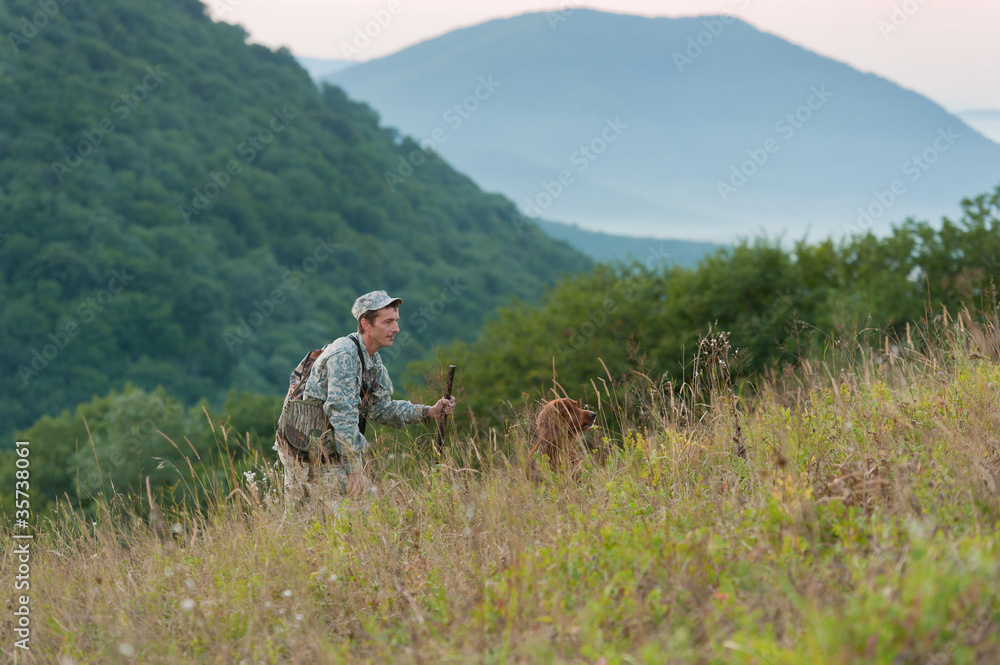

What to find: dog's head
left=538, top=397, right=597, bottom=437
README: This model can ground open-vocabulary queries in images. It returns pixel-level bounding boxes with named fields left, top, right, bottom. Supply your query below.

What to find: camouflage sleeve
left=307, top=349, right=368, bottom=475
left=366, top=365, right=428, bottom=429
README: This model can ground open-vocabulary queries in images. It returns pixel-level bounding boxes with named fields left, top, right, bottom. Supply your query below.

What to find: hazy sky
left=210, top=0, right=1000, bottom=111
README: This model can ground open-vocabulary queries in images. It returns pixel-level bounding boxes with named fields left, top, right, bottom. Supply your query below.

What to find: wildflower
left=282, top=589, right=292, bottom=598
left=180, top=598, right=196, bottom=611
left=244, top=470, right=256, bottom=484
left=118, top=643, right=136, bottom=656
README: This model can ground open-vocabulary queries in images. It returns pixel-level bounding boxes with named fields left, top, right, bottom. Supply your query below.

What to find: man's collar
left=351, top=332, right=378, bottom=364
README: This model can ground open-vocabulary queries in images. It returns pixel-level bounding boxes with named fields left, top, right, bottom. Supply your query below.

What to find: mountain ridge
left=326, top=9, right=1000, bottom=241
left=534, top=219, right=723, bottom=267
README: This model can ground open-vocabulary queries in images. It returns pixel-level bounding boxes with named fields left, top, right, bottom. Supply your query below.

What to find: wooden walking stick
left=436, top=364, right=457, bottom=454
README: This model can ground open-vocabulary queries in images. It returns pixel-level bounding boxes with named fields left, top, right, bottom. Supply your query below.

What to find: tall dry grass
left=3, top=311, right=1000, bottom=664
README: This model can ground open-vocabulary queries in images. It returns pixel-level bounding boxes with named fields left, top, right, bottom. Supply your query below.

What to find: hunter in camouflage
left=276, top=290, right=456, bottom=505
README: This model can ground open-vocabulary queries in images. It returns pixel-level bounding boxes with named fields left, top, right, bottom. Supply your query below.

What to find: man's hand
left=427, top=396, right=456, bottom=421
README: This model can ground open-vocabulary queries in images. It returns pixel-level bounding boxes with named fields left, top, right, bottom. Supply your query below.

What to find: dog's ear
left=537, top=403, right=560, bottom=447
left=556, top=398, right=576, bottom=423
left=558, top=398, right=587, bottom=430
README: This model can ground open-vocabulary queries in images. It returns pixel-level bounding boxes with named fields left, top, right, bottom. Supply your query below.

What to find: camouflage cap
left=351, top=290, right=403, bottom=320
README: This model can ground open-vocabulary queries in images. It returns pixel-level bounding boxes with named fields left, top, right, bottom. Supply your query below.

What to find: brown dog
left=529, top=397, right=597, bottom=477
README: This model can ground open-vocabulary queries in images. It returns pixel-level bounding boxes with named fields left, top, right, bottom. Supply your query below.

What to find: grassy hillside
left=0, top=0, right=589, bottom=440
left=5, top=317, right=999, bottom=662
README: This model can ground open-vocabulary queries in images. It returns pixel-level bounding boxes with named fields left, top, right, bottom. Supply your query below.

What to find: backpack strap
left=348, top=333, right=366, bottom=373
left=286, top=347, right=325, bottom=403
left=349, top=334, right=373, bottom=436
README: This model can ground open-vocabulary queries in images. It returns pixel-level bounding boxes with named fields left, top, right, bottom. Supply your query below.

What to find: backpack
left=277, top=335, right=372, bottom=455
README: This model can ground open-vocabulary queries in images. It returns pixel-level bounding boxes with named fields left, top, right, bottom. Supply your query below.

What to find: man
left=276, top=290, right=456, bottom=504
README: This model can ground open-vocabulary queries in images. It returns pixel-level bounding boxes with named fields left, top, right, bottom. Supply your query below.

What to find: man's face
left=365, top=306, right=400, bottom=350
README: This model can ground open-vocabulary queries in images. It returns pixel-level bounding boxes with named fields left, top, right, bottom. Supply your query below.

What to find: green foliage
left=0, top=0, right=589, bottom=442
left=0, top=385, right=280, bottom=515
left=218, top=390, right=282, bottom=450
left=70, top=386, right=211, bottom=504
left=432, top=186, right=1000, bottom=425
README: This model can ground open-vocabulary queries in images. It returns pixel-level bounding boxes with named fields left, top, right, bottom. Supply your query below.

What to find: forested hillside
left=432, top=186, right=1000, bottom=422
left=0, top=0, right=588, bottom=440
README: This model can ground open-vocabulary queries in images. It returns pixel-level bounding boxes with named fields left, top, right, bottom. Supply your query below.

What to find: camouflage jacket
left=303, top=333, right=429, bottom=474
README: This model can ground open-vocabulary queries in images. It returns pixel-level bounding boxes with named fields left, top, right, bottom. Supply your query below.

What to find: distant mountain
left=326, top=10, right=1000, bottom=241
left=535, top=220, right=722, bottom=267
left=296, top=57, right=355, bottom=81
left=0, top=0, right=588, bottom=438
left=957, top=110, right=1000, bottom=144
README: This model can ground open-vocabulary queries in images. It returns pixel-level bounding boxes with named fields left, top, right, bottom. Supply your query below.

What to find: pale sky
left=211, top=0, right=1000, bottom=112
